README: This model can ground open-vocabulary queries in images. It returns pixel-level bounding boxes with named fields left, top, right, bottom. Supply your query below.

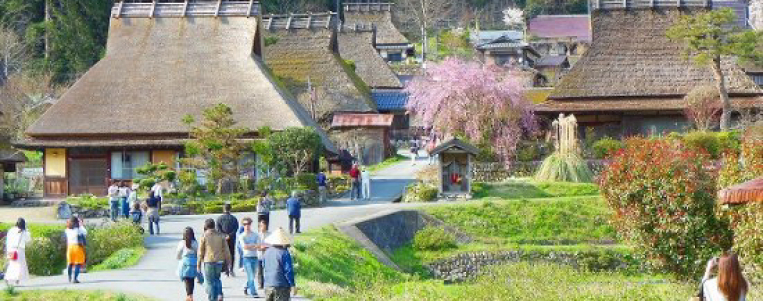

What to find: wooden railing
left=592, top=0, right=711, bottom=10
left=344, top=2, right=393, bottom=12
left=262, top=12, right=335, bottom=30
left=112, top=1, right=260, bottom=18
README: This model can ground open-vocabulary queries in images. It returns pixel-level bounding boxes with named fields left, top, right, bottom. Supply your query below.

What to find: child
left=130, top=201, right=143, bottom=225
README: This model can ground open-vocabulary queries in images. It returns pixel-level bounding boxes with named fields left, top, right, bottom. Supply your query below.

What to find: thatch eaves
left=24, top=8, right=336, bottom=153
left=337, top=23, right=403, bottom=89
left=549, top=8, right=762, bottom=100
left=262, top=13, right=376, bottom=124
left=343, top=2, right=410, bottom=46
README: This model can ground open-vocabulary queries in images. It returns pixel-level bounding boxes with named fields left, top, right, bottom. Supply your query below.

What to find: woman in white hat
left=262, top=227, right=297, bottom=300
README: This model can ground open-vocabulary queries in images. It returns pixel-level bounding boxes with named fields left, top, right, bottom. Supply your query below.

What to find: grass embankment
left=367, top=154, right=408, bottom=173
left=90, top=247, right=147, bottom=272
left=1, top=289, right=153, bottom=301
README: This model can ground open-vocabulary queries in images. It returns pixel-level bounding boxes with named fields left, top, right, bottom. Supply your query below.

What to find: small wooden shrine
left=430, top=138, right=480, bottom=196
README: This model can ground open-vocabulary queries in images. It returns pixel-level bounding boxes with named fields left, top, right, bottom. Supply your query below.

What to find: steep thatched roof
left=24, top=7, right=336, bottom=152
left=549, top=8, right=761, bottom=101
left=262, top=13, right=376, bottom=124
left=337, top=24, right=402, bottom=89
left=537, top=96, right=761, bottom=113
left=343, top=3, right=410, bottom=46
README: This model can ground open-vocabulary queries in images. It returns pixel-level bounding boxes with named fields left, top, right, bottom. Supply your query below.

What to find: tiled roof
left=527, top=15, right=591, bottom=43
left=372, top=90, right=409, bottom=111
left=470, top=30, right=524, bottom=45
left=331, top=113, right=394, bottom=127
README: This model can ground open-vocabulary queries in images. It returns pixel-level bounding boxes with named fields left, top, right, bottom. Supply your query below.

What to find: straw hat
left=265, top=227, right=292, bottom=246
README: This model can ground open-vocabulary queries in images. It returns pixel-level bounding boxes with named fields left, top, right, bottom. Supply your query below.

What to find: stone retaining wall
left=426, top=250, right=637, bottom=282
left=472, top=160, right=606, bottom=182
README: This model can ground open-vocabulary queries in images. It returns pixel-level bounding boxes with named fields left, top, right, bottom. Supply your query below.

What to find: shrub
left=403, top=183, right=438, bottom=203
left=599, top=137, right=733, bottom=278
left=86, top=222, right=144, bottom=268
left=591, top=137, right=624, bottom=159
left=26, top=233, right=68, bottom=276
left=412, top=227, right=456, bottom=251
left=683, top=131, right=721, bottom=159
left=733, top=203, right=763, bottom=280
left=295, top=173, right=318, bottom=191
left=534, top=153, right=594, bottom=183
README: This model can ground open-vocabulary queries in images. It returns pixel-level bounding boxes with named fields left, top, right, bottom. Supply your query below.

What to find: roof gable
left=338, top=24, right=403, bottom=89
left=528, top=15, right=591, bottom=43
left=262, top=14, right=376, bottom=123
left=550, top=8, right=761, bottom=100
left=344, top=3, right=410, bottom=45
left=430, top=138, right=480, bottom=156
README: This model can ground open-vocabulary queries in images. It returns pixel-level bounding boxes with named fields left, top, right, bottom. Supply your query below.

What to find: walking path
left=3, top=155, right=431, bottom=300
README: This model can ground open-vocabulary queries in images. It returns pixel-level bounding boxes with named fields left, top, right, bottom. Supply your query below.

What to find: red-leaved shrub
left=599, top=137, right=732, bottom=278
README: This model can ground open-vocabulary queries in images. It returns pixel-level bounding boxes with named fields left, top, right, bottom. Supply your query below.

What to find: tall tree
left=268, top=127, right=322, bottom=176
left=182, top=104, right=250, bottom=195
left=0, top=24, right=28, bottom=82
left=405, top=58, right=536, bottom=167
left=667, top=8, right=763, bottom=131
left=0, top=73, right=61, bottom=143
left=396, top=0, right=453, bottom=63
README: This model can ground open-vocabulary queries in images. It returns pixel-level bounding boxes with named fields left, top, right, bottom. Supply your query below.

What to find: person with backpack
left=65, top=216, right=87, bottom=283
left=4, top=218, right=32, bottom=286
left=177, top=227, right=203, bottom=301
left=216, top=204, right=239, bottom=277
left=146, top=186, right=162, bottom=235
left=197, top=219, right=231, bottom=301
left=286, top=191, right=302, bottom=234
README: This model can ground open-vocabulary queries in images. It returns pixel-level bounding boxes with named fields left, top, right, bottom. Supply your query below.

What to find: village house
left=343, top=2, right=414, bottom=62
left=527, top=15, right=591, bottom=65
left=537, top=1, right=762, bottom=138
left=16, top=1, right=336, bottom=197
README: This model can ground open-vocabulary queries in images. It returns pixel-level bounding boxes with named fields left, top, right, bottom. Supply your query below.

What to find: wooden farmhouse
left=17, top=1, right=336, bottom=197
left=537, top=1, right=762, bottom=137
left=343, top=2, right=414, bottom=62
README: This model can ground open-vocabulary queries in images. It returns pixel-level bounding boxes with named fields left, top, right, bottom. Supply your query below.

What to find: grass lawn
left=472, top=179, right=600, bottom=199
left=1, top=289, right=153, bottom=301
left=90, top=247, right=147, bottom=272
left=367, top=154, right=408, bottom=173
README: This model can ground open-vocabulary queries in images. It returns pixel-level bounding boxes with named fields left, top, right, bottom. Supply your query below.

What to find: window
left=111, top=151, right=150, bottom=180
left=387, top=52, right=403, bottom=62
left=751, top=74, right=763, bottom=87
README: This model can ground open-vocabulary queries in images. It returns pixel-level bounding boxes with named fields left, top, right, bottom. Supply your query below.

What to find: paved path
left=4, top=155, right=430, bottom=300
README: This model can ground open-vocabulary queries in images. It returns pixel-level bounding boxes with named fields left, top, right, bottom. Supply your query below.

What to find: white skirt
left=5, top=248, right=30, bottom=282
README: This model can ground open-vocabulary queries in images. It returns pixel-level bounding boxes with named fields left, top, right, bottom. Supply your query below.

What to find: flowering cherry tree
left=405, top=58, right=537, bottom=167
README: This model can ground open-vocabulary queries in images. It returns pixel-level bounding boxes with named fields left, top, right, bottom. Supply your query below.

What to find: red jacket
left=349, top=168, right=360, bottom=180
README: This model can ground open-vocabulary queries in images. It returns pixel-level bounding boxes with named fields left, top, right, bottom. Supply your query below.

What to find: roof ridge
left=112, top=1, right=260, bottom=18
left=262, top=12, right=336, bottom=30
left=344, top=2, right=393, bottom=13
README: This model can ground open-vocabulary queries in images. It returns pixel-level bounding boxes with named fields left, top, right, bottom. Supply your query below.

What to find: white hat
left=131, top=183, right=140, bottom=190
left=264, top=227, right=292, bottom=246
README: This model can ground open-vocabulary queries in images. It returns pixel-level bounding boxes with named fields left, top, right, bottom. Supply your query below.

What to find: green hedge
left=591, top=137, right=624, bottom=159
left=413, top=227, right=456, bottom=251
left=403, top=183, right=438, bottom=203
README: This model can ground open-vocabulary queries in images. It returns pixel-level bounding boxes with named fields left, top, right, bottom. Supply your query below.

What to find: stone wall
left=336, top=210, right=471, bottom=270
left=472, top=160, right=606, bottom=182
left=426, top=250, right=638, bottom=282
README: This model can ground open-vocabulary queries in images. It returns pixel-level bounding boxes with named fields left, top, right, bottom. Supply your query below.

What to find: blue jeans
left=203, top=262, right=224, bottom=301
left=109, top=200, right=120, bottom=221
left=350, top=180, right=361, bottom=200
left=242, top=257, right=258, bottom=295
left=120, top=197, right=130, bottom=218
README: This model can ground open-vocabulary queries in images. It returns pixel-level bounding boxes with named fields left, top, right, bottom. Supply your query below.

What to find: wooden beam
left=286, top=14, right=293, bottom=29
left=247, top=0, right=255, bottom=17
left=215, top=0, right=222, bottom=17
left=150, top=0, right=157, bottom=18
left=115, top=1, right=124, bottom=18
left=266, top=15, right=273, bottom=29
left=307, top=12, right=312, bottom=29
left=182, top=0, right=189, bottom=17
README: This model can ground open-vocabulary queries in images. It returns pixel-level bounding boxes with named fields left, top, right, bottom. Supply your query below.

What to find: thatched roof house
left=337, top=24, right=403, bottom=89
left=17, top=1, right=335, bottom=197
left=537, top=4, right=762, bottom=136
left=343, top=2, right=413, bottom=62
left=261, top=13, right=376, bottom=125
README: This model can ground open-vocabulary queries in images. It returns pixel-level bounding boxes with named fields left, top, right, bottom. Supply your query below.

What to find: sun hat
left=264, top=227, right=292, bottom=246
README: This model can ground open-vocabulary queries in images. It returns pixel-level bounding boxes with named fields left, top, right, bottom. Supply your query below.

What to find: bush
left=591, top=137, right=624, bottom=159
left=86, top=222, right=144, bottom=268
left=732, top=203, right=763, bottom=280
left=599, top=137, right=733, bottom=278
left=683, top=131, right=721, bottom=159
left=412, top=227, right=456, bottom=251
left=403, top=183, right=438, bottom=203
left=534, top=153, right=594, bottom=183
left=66, top=195, right=109, bottom=210
left=295, top=173, right=318, bottom=191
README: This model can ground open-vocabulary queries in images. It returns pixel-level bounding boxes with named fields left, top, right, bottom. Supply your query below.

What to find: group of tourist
left=108, top=180, right=164, bottom=235
left=348, top=164, right=371, bottom=201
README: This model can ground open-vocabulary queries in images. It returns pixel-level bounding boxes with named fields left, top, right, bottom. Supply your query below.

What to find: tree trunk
left=711, top=58, right=732, bottom=131
left=45, top=0, right=51, bottom=59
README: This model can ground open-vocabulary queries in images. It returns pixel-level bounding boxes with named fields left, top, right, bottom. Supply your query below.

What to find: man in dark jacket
left=216, top=203, right=239, bottom=276
left=286, top=191, right=301, bottom=234
left=263, top=227, right=296, bottom=300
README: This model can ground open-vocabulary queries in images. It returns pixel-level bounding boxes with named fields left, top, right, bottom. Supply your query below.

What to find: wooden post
left=650, top=0, right=655, bottom=9
left=182, top=0, right=189, bottom=17
left=623, top=0, right=627, bottom=9
left=326, top=13, right=333, bottom=29
left=266, top=14, right=273, bottom=30
left=115, top=1, right=124, bottom=18
left=307, top=12, right=313, bottom=29
left=215, top=0, right=222, bottom=17
left=247, top=0, right=255, bottom=17
left=286, top=14, right=293, bottom=29
left=150, top=0, right=157, bottom=18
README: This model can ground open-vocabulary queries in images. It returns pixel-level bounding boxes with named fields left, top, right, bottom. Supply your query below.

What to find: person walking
left=108, top=181, right=120, bottom=222
left=146, top=187, right=162, bottom=235
left=361, top=167, right=371, bottom=201
left=257, top=191, right=273, bottom=230
left=65, top=216, right=87, bottom=283
left=262, top=227, right=296, bottom=301
left=286, top=191, right=301, bottom=234
left=198, top=219, right=232, bottom=301
left=316, top=169, right=328, bottom=204
left=426, top=139, right=437, bottom=165
left=700, top=253, right=749, bottom=301
left=256, top=219, right=270, bottom=291
left=177, top=227, right=202, bottom=301
left=410, top=140, right=419, bottom=166
left=238, top=217, right=265, bottom=297
left=119, top=181, right=130, bottom=219
left=4, top=218, right=32, bottom=286
left=349, top=164, right=361, bottom=201
left=216, top=204, right=239, bottom=277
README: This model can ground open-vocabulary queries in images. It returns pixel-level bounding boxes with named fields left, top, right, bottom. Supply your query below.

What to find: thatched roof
left=262, top=13, right=376, bottom=124
left=549, top=8, right=762, bottom=101
left=24, top=8, right=336, bottom=153
left=337, top=24, right=403, bottom=89
left=343, top=3, right=410, bottom=46
left=537, top=96, right=761, bottom=113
